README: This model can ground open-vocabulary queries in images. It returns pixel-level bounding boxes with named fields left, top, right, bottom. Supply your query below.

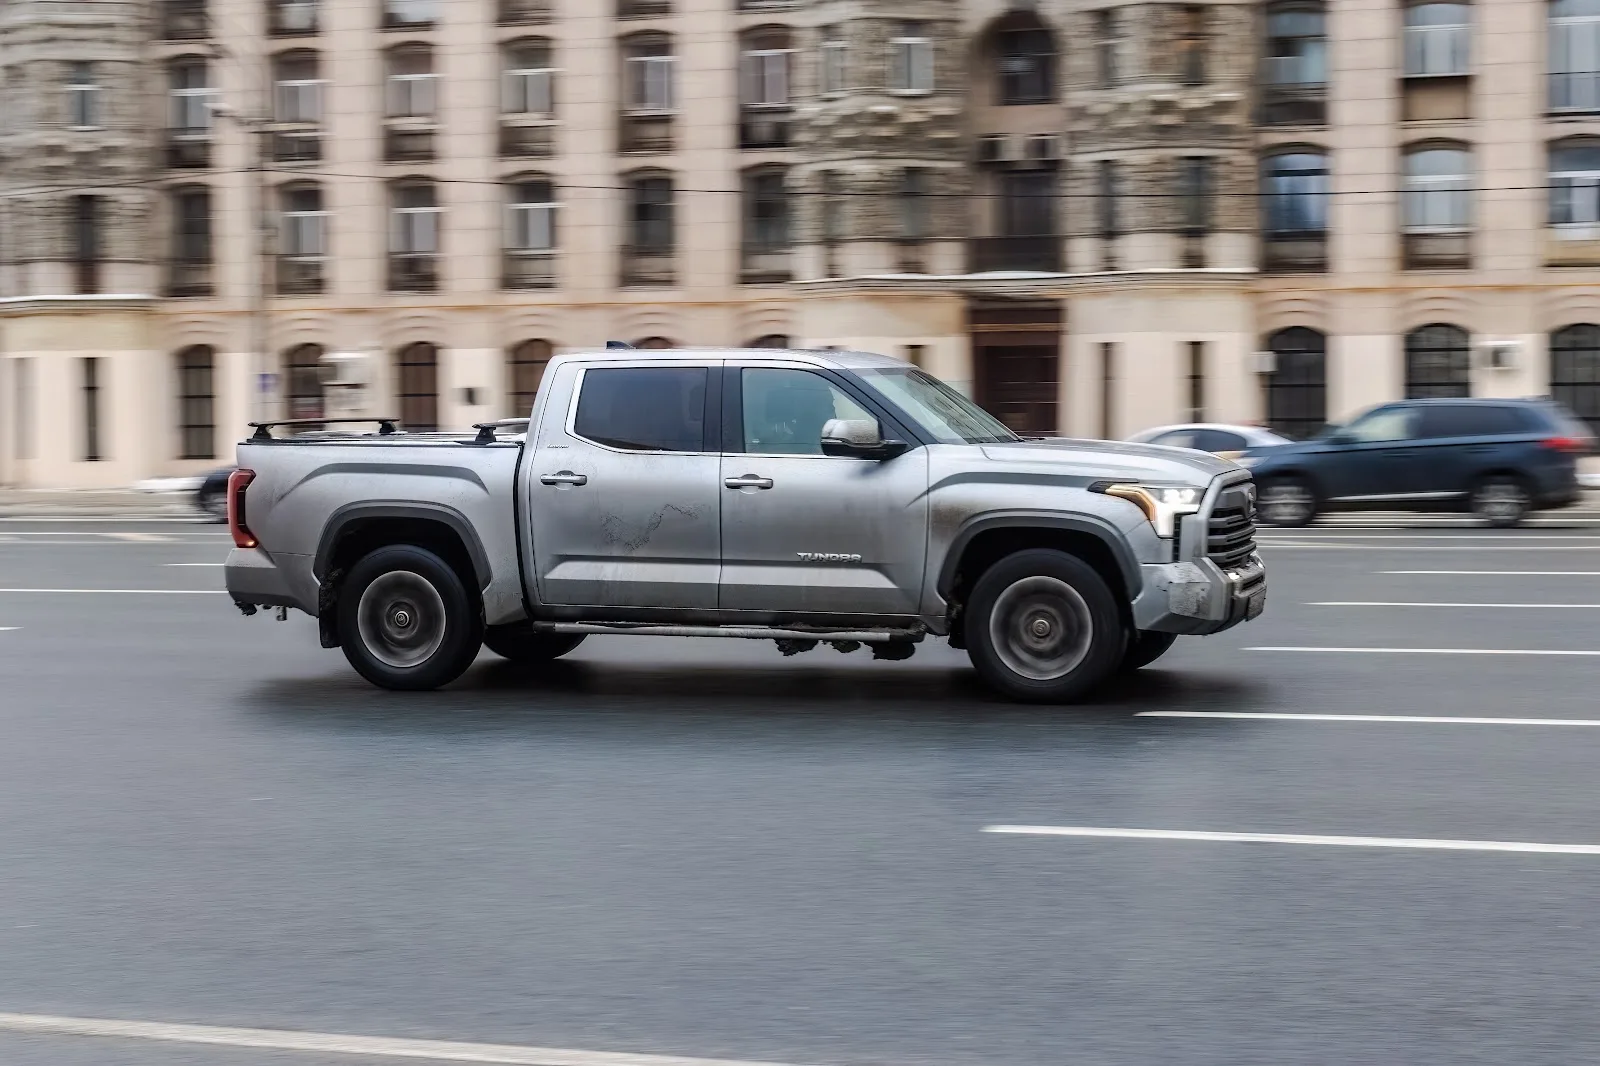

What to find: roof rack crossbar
left=248, top=417, right=401, bottom=441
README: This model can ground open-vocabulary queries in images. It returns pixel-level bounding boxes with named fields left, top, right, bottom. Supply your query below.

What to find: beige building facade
left=1, top=0, right=1599, bottom=487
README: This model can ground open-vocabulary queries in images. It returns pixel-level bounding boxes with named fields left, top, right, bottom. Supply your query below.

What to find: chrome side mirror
left=820, top=418, right=908, bottom=459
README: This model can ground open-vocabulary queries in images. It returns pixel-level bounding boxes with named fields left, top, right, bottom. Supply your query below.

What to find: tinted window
left=1148, top=430, right=1198, bottom=449
left=1343, top=406, right=1417, bottom=443
left=1418, top=404, right=1527, bottom=438
left=574, top=366, right=707, bottom=452
left=741, top=368, right=874, bottom=455
left=1193, top=429, right=1247, bottom=453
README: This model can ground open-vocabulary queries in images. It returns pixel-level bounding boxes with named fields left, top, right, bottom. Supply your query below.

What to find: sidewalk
left=0, top=489, right=202, bottom=517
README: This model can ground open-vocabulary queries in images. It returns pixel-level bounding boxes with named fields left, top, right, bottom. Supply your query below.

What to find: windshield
left=854, top=368, right=1020, bottom=445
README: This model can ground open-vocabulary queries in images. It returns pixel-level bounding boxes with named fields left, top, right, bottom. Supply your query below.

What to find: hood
left=979, top=437, right=1241, bottom=486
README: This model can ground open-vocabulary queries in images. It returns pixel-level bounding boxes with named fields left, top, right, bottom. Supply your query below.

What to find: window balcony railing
left=1550, top=71, right=1600, bottom=113
left=167, top=132, right=212, bottom=169
left=269, top=0, right=318, bottom=34
left=503, top=250, right=557, bottom=288
left=620, top=113, right=674, bottom=154
left=739, top=246, right=792, bottom=283
left=271, top=130, right=322, bottom=163
left=388, top=253, right=439, bottom=292
left=381, top=2, right=435, bottom=29
left=276, top=255, right=326, bottom=295
left=161, top=0, right=208, bottom=40
left=1403, top=231, right=1471, bottom=270
left=620, top=246, right=675, bottom=285
left=738, top=113, right=791, bottom=150
left=497, top=0, right=551, bottom=24
left=384, top=126, right=436, bottom=162
left=617, top=0, right=669, bottom=16
left=1262, top=232, right=1328, bottom=273
left=499, top=122, right=555, bottom=159
left=970, top=234, right=1061, bottom=273
left=166, top=258, right=213, bottom=297
left=1259, top=83, right=1326, bottom=126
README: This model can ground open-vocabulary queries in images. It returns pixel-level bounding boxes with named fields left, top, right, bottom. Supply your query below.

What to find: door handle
left=724, top=474, right=774, bottom=490
left=540, top=471, right=588, bottom=487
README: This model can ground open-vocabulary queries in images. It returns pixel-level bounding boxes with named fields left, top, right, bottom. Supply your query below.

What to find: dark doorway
left=969, top=302, right=1062, bottom=435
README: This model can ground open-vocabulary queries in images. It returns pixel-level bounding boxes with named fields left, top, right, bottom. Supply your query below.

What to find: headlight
left=1090, top=481, right=1203, bottom=538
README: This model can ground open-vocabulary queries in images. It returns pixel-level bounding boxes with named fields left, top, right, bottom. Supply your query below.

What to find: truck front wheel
left=337, top=545, right=483, bottom=691
left=482, top=626, right=586, bottom=662
left=964, top=549, right=1124, bottom=703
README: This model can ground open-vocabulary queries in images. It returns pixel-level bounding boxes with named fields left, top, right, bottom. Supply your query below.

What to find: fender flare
left=313, top=501, right=492, bottom=590
left=937, top=512, right=1144, bottom=600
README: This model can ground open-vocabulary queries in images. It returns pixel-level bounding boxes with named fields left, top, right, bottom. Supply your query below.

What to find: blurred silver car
left=1126, top=423, right=1294, bottom=460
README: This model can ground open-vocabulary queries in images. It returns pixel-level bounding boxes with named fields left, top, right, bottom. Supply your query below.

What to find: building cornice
left=792, top=269, right=1259, bottom=299
left=0, top=294, right=155, bottom=317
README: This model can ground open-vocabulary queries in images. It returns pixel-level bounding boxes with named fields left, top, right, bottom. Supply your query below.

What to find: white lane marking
left=1309, top=601, right=1600, bottom=608
left=163, top=562, right=225, bottom=567
left=0, top=1012, right=811, bottom=1066
left=0, top=627, right=17, bottom=632
left=1138, top=710, right=1600, bottom=727
left=0, top=517, right=206, bottom=524
left=1260, top=534, right=1600, bottom=541
left=1249, top=646, right=1600, bottom=656
left=982, top=825, right=1600, bottom=855
left=0, top=531, right=223, bottom=538
left=1384, top=570, right=1600, bottom=576
left=0, top=588, right=225, bottom=595
left=1261, top=544, right=1600, bottom=551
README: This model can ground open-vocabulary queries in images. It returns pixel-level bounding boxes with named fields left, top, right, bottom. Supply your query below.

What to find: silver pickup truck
left=224, top=347, right=1265, bottom=702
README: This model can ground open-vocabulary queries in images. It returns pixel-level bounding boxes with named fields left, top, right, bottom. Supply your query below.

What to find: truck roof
left=554, top=348, right=909, bottom=372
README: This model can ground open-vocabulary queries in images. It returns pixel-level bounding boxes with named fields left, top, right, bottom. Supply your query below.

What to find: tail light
left=228, top=469, right=258, bottom=549
left=1542, top=436, right=1589, bottom=454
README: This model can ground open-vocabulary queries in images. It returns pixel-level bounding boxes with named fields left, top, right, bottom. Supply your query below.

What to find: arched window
left=741, top=166, right=791, bottom=281
left=502, top=38, right=554, bottom=116
left=739, top=26, right=792, bottom=108
left=385, top=43, right=436, bottom=118
left=1403, top=144, right=1471, bottom=268
left=635, top=337, right=674, bottom=349
left=272, top=50, right=322, bottom=124
left=508, top=339, right=553, bottom=418
left=284, top=343, right=325, bottom=421
left=176, top=346, right=216, bottom=460
left=169, top=184, right=213, bottom=296
left=1552, top=324, right=1600, bottom=433
left=1404, top=323, right=1472, bottom=398
left=1264, top=327, right=1327, bottom=439
left=397, top=342, right=440, bottom=431
left=1261, top=150, right=1329, bottom=271
left=1549, top=139, right=1600, bottom=227
left=1551, top=0, right=1600, bottom=111
left=748, top=334, right=790, bottom=348
left=623, top=171, right=675, bottom=284
left=279, top=182, right=327, bottom=294
left=389, top=179, right=440, bottom=291
left=505, top=175, right=556, bottom=288
left=622, top=32, right=675, bottom=111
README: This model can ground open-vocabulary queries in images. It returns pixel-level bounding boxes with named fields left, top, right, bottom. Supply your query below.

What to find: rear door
left=717, top=363, right=930, bottom=617
left=1411, top=403, right=1526, bottom=499
left=527, top=359, right=722, bottom=609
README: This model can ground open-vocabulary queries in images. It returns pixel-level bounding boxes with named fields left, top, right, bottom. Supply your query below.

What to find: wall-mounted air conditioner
left=1250, top=350, right=1277, bottom=375
left=1480, top=340, right=1521, bottom=370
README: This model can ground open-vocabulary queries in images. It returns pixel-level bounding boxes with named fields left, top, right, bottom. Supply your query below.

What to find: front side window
left=1265, top=7, right=1326, bottom=87
left=391, top=182, right=439, bottom=252
left=629, top=176, right=673, bottom=250
left=625, top=36, right=675, bottom=111
left=575, top=367, right=707, bottom=452
left=997, top=25, right=1054, bottom=104
left=1404, top=2, right=1469, bottom=77
left=1342, top=405, right=1418, bottom=443
left=740, top=368, right=873, bottom=455
left=855, top=367, right=1017, bottom=445
left=503, top=39, right=554, bottom=115
left=1551, top=0, right=1600, bottom=111
left=386, top=47, right=436, bottom=117
left=890, top=21, right=934, bottom=92
left=1551, top=141, right=1600, bottom=225
left=1262, top=151, right=1329, bottom=233
left=169, top=58, right=213, bottom=131
left=274, top=52, right=323, bottom=123
left=508, top=178, right=556, bottom=249
left=1403, top=147, right=1470, bottom=231
left=67, top=61, right=101, bottom=128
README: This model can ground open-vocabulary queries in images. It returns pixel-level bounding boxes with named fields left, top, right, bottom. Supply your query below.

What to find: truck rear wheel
left=337, top=545, right=483, bottom=691
left=964, top=548, right=1123, bottom=703
left=482, top=626, right=586, bottom=662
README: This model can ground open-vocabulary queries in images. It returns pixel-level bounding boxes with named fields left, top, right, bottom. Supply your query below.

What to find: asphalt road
left=4, top=511, right=1600, bottom=1065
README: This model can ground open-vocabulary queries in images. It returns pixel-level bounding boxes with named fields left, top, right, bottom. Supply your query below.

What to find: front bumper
left=1132, top=553, right=1267, bottom=635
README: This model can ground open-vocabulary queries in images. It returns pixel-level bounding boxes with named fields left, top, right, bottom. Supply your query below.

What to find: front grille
left=1207, top=483, right=1259, bottom=571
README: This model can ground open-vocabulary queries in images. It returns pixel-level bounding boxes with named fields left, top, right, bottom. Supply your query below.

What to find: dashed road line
left=1309, top=601, right=1600, bottom=608
left=1249, top=645, right=1600, bottom=657
left=1384, top=570, right=1600, bottom=576
left=983, top=825, right=1600, bottom=855
left=0, top=588, right=226, bottom=595
left=1138, top=710, right=1600, bottom=727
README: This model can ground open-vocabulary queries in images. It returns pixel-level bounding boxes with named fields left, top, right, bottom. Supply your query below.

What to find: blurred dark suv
left=1241, top=398, right=1594, bottom=528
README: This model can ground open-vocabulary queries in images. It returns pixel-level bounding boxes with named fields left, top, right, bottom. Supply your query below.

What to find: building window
left=1097, top=159, right=1121, bottom=235
left=628, top=174, right=674, bottom=252
left=73, top=194, right=100, bottom=295
left=996, top=15, right=1054, bottom=105
left=822, top=171, right=845, bottom=242
left=383, top=0, right=436, bottom=28
left=279, top=182, right=327, bottom=293
left=1094, top=10, right=1122, bottom=87
left=14, top=358, right=34, bottom=461
left=284, top=343, right=325, bottom=420
left=1405, top=324, right=1472, bottom=398
left=743, top=169, right=789, bottom=252
left=503, top=39, right=554, bottom=116
left=889, top=21, right=934, bottom=93
left=751, top=335, right=791, bottom=349
left=741, top=29, right=791, bottom=107
left=1263, top=327, right=1327, bottom=439
left=273, top=51, right=323, bottom=123
left=82, top=357, right=104, bottom=462
left=1404, top=145, right=1470, bottom=230
left=169, top=57, right=213, bottom=132
left=386, top=45, right=436, bottom=117
left=390, top=180, right=440, bottom=291
left=635, top=337, right=675, bottom=349
left=162, top=0, right=209, bottom=40
left=66, top=62, right=101, bottom=128
left=1551, top=0, right=1600, bottom=111
left=624, top=34, right=675, bottom=111
left=1178, top=6, right=1207, bottom=86
left=270, top=0, right=319, bottom=34
left=396, top=342, right=440, bottom=431
left=169, top=186, right=213, bottom=296
left=899, top=168, right=929, bottom=240
left=176, top=346, right=216, bottom=460
left=1550, top=140, right=1600, bottom=226
left=1552, top=324, right=1600, bottom=433
left=1001, top=170, right=1055, bottom=236
left=1099, top=341, right=1116, bottom=438
left=1180, top=157, right=1214, bottom=232
left=505, top=177, right=557, bottom=288
left=1404, top=2, right=1469, bottom=78
left=1262, top=151, right=1329, bottom=235
left=1265, top=6, right=1326, bottom=87
left=508, top=339, right=553, bottom=417
left=820, top=30, right=848, bottom=94
left=1187, top=341, right=1205, bottom=422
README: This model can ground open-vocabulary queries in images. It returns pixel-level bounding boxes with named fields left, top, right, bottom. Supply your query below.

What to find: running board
left=531, top=622, right=925, bottom=642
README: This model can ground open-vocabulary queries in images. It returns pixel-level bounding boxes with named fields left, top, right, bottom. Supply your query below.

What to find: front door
left=718, top=364, right=930, bottom=617
left=528, top=360, right=721, bottom=609
left=1319, top=404, right=1423, bottom=502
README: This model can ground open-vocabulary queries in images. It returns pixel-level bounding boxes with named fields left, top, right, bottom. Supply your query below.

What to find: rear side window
left=1149, top=430, right=1198, bottom=449
left=1193, top=429, right=1247, bottom=453
left=573, top=367, right=708, bottom=452
left=1417, top=404, right=1528, bottom=438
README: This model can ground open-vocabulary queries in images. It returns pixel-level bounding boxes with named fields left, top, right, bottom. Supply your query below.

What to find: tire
left=337, top=545, right=483, bottom=691
left=1121, top=630, right=1178, bottom=672
left=198, top=490, right=227, bottom=523
left=964, top=548, right=1125, bottom=704
left=1471, top=475, right=1531, bottom=529
left=1258, top=477, right=1317, bottom=527
left=482, top=626, right=586, bottom=662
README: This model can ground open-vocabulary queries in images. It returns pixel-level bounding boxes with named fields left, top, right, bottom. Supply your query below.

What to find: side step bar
left=531, top=622, right=925, bottom=642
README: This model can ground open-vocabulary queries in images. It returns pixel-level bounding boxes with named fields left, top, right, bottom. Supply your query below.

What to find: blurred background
left=2, top=0, right=1600, bottom=489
